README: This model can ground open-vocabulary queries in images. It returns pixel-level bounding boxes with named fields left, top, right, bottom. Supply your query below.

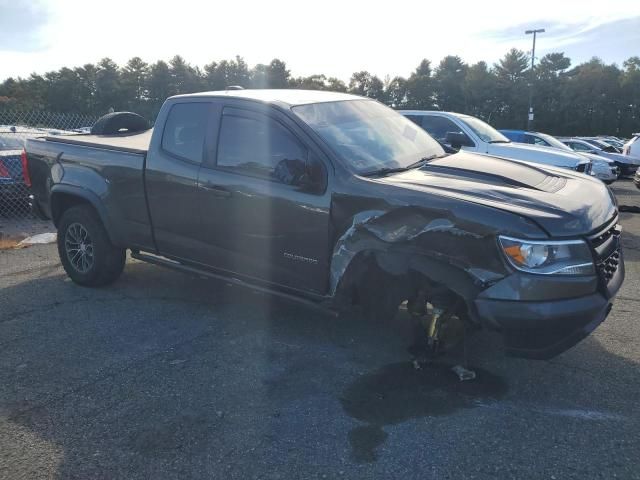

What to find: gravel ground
left=1, top=180, right=639, bottom=479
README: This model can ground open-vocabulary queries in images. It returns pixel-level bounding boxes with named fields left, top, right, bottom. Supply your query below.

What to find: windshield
left=458, top=115, right=511, bottom=143
left=589, top=139, right=613, bottom=149
left=580, top=139, right=604, bottom=150
left=537, top=133, right=573, bottom=151
left=459, top=115, right=509, bottom=143
left=0, top=134, right=26, bottom=150
left=292, top=100, right=444, bottom=173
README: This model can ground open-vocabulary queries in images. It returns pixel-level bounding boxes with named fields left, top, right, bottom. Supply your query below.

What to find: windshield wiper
left=360, top=153, right=450, bottom=177
left=404, top=154, right=443, bottom=169
left=360, top=154, right=446, bottom=177
left=488, top=140, right=510, bottom=144
left=360, top=166, right=411, bottom=177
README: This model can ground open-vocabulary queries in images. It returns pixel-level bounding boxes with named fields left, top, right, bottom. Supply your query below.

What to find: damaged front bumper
left=474, top=249, right=624, bottom=360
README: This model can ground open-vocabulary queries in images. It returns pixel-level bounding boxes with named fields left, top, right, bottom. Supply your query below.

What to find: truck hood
left=374, top=151, right=616, bottom=237
left=483, top=142, right=587, bottom=168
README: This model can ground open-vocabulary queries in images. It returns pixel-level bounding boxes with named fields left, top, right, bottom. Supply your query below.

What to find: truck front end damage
left=329, top=199, right=624, bottom=360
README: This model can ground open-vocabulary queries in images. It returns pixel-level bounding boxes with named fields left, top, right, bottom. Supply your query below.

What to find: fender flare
left=50, top=185, right=123, bottom=246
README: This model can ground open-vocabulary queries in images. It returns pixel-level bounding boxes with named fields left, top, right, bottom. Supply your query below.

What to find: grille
left=597, top=247, right=621, bottom=282
left=588, top=220, right=622, bottom=285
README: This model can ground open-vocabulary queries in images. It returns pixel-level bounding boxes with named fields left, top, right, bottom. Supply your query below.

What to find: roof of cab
left=170, top=89, right=364, bottom=107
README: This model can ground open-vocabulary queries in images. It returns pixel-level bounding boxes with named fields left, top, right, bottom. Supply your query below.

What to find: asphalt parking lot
left=1, top=180, right=639, bottom=480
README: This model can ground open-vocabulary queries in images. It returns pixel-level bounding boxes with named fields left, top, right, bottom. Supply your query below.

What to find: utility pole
left=525, top=28, right=545, bottom=130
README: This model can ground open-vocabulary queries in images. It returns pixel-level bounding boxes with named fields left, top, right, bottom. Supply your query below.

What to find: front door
left=196, top=104, right=332, bottom=294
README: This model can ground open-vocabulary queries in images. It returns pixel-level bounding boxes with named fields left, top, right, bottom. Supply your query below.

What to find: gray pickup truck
left=25, top=89, right=624, bottom=359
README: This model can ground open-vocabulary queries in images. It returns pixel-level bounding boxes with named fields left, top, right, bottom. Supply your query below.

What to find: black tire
left=57, top=205, right=126, bottom=286
left=90, top=112, right=148, bottom=135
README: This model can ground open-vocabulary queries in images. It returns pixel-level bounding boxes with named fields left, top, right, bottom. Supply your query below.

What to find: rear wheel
left=57, top=205, right=125, bottom=286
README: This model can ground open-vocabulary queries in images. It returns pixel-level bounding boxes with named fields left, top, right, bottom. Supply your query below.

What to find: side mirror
left=272, top=154, right=327, bottom=193
left=445, top=131, right=473, bottom=150
left=301, top=154, right=327, bottom=194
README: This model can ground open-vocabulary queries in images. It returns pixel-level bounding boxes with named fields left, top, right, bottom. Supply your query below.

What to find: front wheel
left=57, top=205, right=126, bottom=286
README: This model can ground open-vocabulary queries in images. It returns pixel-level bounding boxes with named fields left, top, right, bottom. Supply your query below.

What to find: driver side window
left=217, top=111, right=309, bottom=187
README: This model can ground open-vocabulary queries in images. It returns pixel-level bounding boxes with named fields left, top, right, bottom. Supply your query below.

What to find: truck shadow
left=620, top=221, right=640, bottom=262
left=1, top=260, right=638, bottom=477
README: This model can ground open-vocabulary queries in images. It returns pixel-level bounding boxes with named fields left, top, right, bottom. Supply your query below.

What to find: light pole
left=525, top=28, right=545, bottom=130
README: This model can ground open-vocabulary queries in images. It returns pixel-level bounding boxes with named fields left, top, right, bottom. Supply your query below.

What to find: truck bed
left=43, top=129, right=153, bottom=154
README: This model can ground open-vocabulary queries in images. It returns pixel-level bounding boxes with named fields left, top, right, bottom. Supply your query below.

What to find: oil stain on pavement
left=340, top=362, right=508, bottom=463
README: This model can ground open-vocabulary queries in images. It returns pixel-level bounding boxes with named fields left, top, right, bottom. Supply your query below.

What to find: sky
left=1, top=0, right=639, bottom=82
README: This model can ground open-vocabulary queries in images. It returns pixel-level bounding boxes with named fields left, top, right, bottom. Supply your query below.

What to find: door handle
left=201, top=183, right=232, bottom=198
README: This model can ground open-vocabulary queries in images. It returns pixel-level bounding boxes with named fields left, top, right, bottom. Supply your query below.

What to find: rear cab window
left=161, top=103, right=210, bottom=163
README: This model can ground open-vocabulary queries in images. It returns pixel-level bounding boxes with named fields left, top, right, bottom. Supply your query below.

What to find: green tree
left=406, top=59, right=434, bottom=109
left=121, top=57, right=149, bottom=114
left=95, top=58, right=122, bottom=114
left=147, top=60, right=173, bottom=116
left=203, top=61, right=224, bottom=90
left=492, top=48, right=530, bottom=128
left=463, top=61, right=497, bottom=120
left=620, top=56, right=640, bottom=136
left=264, top=58, right=290, bottom=88
left=45, top=67, right=81, bottom=112
left=348, top=71, right=384, bottom=100
left=563, top=57, right=622, bottom=135
left=289, top=74, right=347, bottom=91
left=203, top=56, right=251, bottom=89
left=384, top=76, right=408, bottom=107
left=433, top=56, right=467, bottom=112
left=169, top=55, right=202, bottom=94
left=1, top=51, right=638, bottom=135
left=532, top=52, right=571, bottom=133
left=73, top=64, right=97, bottom=114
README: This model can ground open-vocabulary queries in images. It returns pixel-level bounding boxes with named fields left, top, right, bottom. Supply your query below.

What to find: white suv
left=401, top=111, right=591, bottom=173
left=623, top=134, right=639, bottom=159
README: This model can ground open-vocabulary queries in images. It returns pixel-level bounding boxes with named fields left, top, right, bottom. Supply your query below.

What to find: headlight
left=498, top=236, right=595, bottom=275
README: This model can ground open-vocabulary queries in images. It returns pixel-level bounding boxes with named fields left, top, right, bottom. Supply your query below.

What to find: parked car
left=560, top=137, right=640, bottom=176
left=0, top=127, right=36, bottom=210
left=500, top=129, right=618, bottom=183
left=580, top=137, right=623, bottom=153
left=623, top=134, right=639, bottom=160
left=26, top=90, right=624, bottom=360
left=634, top=167, right=640, bottom=190
left=597, top=137, right=626, bottom=150
left=400, top=111, right=591, bottom=172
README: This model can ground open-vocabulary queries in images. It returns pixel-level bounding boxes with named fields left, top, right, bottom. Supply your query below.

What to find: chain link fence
left=0, top=110, right=99, bottom=243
